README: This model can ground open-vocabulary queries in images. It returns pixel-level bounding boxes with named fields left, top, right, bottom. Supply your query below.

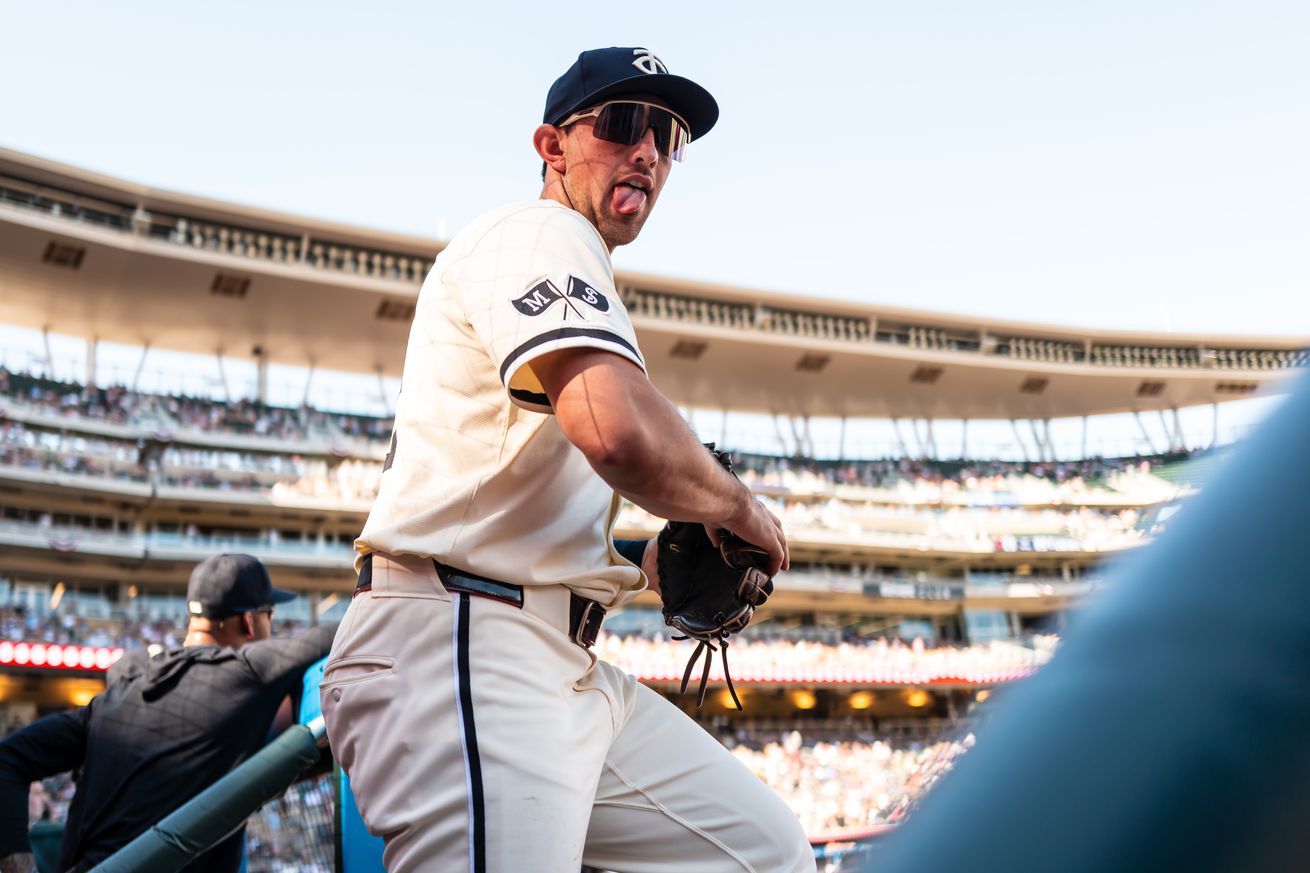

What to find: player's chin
left=601, top=213, right=648, bottom=247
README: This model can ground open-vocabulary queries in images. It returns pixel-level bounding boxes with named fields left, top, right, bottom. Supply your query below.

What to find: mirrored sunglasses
left=560, top=100, right=692, bottom=162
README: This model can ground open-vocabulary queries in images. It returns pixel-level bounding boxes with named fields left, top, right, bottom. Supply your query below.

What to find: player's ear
left=241, top=613, right=256, bottom=640
left=534, top=124, right=567, bottom=177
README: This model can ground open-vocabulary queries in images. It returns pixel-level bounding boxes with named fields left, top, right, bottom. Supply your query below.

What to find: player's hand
left=0, top=852, right=37, bottom=873
left=708, top=496, right=788, bottom=577
left=640, top=537, right=661, bottom=597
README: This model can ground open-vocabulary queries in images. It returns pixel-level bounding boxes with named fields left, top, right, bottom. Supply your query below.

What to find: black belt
left=353, top=553, right=606, bottom=649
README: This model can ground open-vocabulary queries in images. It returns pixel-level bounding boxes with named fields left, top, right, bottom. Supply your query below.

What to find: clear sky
left=2, top=0, right=1307, bottom=336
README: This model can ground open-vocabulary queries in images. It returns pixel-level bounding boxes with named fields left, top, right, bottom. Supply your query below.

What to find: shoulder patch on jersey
left=511, top=276, right=610, bottom=319
left=566, top=276, right=610, bottom=313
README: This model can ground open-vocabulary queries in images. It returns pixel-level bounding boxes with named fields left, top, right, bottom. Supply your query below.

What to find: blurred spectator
left=726, top=728, right=974, bottom=834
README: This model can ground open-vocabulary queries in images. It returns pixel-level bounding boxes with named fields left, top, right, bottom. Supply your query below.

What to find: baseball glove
left=657, top=445, right=775, bottom=710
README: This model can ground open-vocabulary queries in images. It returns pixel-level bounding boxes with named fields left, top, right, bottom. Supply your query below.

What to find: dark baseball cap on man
left=186, top=554, right=296, bottom=619
left=544, top=46, right=719, bottom=140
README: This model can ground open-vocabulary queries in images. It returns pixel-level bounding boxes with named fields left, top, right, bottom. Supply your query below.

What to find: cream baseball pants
left=320, top=553, right=813, bottom=873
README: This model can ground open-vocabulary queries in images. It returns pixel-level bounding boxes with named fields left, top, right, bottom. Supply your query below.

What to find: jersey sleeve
left=0, top=708, right=89, bottom=856
left=451, top=206, right=646, bottom=414
left=241, top=624, right=338, bottom=692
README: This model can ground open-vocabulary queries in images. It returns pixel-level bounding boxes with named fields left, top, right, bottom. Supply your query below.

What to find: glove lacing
left=675, top=633, right=742, bottom=710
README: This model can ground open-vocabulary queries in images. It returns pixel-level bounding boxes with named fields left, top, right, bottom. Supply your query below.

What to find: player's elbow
left=573, top=417, right=657, bottom=478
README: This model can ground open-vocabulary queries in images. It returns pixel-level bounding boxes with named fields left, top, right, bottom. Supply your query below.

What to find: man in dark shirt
left=0, top=554, right=336, bottom=873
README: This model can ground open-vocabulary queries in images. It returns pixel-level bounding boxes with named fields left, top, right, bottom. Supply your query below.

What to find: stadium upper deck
left=2, top=146, right=1305, bottom=422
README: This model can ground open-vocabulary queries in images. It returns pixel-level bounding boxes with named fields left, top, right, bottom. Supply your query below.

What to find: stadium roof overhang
left=1, top=147, right=1305, bottom=421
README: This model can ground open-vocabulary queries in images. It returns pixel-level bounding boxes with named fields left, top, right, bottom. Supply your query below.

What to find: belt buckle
left=573, top=599, right=604, bottom=649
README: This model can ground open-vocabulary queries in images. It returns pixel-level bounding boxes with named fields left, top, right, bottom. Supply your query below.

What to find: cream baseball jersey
left=356, top=200, right=646, bottom=606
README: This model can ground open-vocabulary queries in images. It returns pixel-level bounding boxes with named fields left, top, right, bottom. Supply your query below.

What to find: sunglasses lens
left=593, top=102, right=646, bottom=146
left=593, top=103, right=691, bottom=162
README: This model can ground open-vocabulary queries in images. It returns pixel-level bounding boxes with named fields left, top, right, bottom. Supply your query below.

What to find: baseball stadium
left=0, top=141, right=1304, bottom=873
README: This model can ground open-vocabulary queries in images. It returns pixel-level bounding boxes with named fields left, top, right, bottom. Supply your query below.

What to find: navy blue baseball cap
left=544, top=47, right=719, bottom=141
left=186, top=554, right=295, bottom=619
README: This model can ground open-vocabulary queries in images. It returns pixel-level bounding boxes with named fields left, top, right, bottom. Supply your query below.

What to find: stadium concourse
left=0, top=146, right=1306, bottom=871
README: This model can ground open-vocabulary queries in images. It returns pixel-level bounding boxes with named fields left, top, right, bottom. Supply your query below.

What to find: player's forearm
left=598, top=434, right=750, bottom=525
left=0, top=769, right=32, bottom=862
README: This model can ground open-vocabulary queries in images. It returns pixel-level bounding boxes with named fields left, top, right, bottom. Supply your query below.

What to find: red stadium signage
left=0, top=641, right=124, bottom=671
left=629, top=667, right=1036, bottom=685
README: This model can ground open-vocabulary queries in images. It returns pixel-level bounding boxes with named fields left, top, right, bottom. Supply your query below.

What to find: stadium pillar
left=1133, top=411, right=1159, bottom=455
left=961, top=419, right=969, bottom=460
left=891, top=418, right=911, bottom=458
left=773, top=414, right=790, bottom=455
left=1211, top=402, right=1219, bottom=448
left=41, top=329, right=54, bottom=379
left=1080, top=416, right=1088, bottom=459
left=799, top=416, right=815, bottom=459
left=215, top=352, right=231, bottom=402
left=838, top=416, right=847, bottom=462
left=1158, top=408, right=1183, bottom=452
left=1028, top=420, right=1046, bottom=462
left=85, top=337, right=98, bottom=388
left=374, top=367, right=393, bottom=416
left=1010, top=420, right=1030, bottom=462
left=131, top=344, right=150, bottom=393
left=256, top=349, right=269, bottom=405
left=1031, top=418, right=1053, bottom=461
left=920, top=419, right=938, bottom=459
left=302, top=363, right=316, bottom=408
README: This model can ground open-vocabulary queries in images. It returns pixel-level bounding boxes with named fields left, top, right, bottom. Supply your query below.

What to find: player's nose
left=630, top=127, right=659, bottom=166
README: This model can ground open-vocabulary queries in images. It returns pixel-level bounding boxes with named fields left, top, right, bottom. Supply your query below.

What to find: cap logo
left=631, top=48, right=668, bottom=75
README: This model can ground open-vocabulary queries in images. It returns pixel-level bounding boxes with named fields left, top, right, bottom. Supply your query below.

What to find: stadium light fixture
left=904, top=688, right=931, bottom=708
left=849, top=691, right=875, bottom=710
left=791, top=689, right=817, bottom=710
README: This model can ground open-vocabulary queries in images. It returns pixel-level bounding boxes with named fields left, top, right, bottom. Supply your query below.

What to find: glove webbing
left=675, top=633, right=742, bottom=710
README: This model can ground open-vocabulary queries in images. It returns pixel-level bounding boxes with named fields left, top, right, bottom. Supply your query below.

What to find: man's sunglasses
left=559, top=100, right=692, bottom=163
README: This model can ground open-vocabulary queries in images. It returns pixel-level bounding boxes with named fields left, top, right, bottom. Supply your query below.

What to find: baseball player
left=0, top=554, right=335, bottom=873
left=321, top=47, right=812, bottom=872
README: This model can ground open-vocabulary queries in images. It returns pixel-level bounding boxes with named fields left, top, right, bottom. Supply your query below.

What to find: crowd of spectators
left=596, top=633, right=1056, bottom=684
left=0, top=423, right=133, bottom=482
left=0, top=419, right=373, bottom=499
left=0, top=367, right=386, bottom=447
left=0, top=604, right=1056, bottom=686
left=3, top=418, right=1155, bottom=552
left=29, top=774, right=76, bottom=828
left=27, top=769, right=334, bottom=872
left=22, top=726, right=975, bottom=860
left=0, top=608, right=306, bottom=652
left=617, top=498, right=1145, bottom=554
left=244, top=774, right=335, bottom=873
left=724, top=726, right=973, bottom=834
left=3, top=367, right=1188, bottom=504
left=0, top=369, right=137, bottom=424
left=267, top=458, right=380, bottom=504
left=734, top=452, right=1183, bottom=506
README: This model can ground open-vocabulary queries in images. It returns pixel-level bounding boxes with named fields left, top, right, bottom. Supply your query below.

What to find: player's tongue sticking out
left=612, top=184, right=646, bottom=215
